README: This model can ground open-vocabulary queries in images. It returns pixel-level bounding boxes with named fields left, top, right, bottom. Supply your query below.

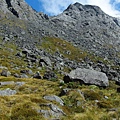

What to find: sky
left=25, top=0, right=120, bottom=17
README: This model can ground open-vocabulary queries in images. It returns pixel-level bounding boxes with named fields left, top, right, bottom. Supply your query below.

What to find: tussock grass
left=0, top=37, right=120, bottom=119
left=0, top=71, right=120, bottom=119
left=40, top=37, right=88, bottom=61
left=0, top=11, right=26, bottom=29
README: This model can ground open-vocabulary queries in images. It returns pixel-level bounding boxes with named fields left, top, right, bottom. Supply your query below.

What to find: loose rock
left=39, top=103, right=65, bottom=118
left=1, top=70, right=11, bottom=77
left=44, top=95, right=64, bottom=106
left=0, top=88, right=17, bottom=96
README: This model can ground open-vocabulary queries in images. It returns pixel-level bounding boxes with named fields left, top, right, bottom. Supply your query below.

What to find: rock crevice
left=5, top=0, right=19, bottom=18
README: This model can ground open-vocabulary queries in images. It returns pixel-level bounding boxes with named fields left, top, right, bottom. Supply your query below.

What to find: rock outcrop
left=0, top=0, right=46, bottom=21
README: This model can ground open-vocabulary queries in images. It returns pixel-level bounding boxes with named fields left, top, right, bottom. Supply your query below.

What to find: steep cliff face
left=0, top=0, right=47, bottom=21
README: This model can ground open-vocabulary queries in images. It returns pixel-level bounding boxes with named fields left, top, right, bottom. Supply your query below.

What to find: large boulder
left=63, top=68, right=109, bottom=87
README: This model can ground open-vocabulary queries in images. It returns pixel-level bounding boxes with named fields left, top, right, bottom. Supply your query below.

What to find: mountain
left=51, top=3, right=120, bottom=62
left=0, top=1, right=120, bottom=63
left=0, top=0, right=120, bottom=119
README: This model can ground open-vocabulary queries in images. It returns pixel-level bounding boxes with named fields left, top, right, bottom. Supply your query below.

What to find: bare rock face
left=0, top=0, right=46, bottom=21
left=64, top=68, right=109, bottom=87
left=50, top=3, right=120, bottom=64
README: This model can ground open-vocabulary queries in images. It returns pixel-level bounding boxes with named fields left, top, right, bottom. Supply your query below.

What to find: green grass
left=0, top=11, right=26, bottom=29
left=40, top=37, right=88, bottom=61
left=0, top=73, right=119, bottom=119
left=0, top=36, right=120, bottom=119
left=39, top=37, right=119, bottom=70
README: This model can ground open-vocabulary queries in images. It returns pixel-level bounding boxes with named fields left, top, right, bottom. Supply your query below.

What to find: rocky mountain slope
left=51, top=3, right=120, bottom=62
left=0, top=0, right=120, bottom=119
left=0, top=0, right=120, bottom=62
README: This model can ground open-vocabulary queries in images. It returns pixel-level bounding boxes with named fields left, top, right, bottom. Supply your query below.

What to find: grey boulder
left=64, top=68, right=109, bottom=87
left=0, top=81, right=14, bottom=86
left=39, top=103, right=65, bottom=118
left=44, top=95, right=64, bottom=106
left=1, top=70, right=11, bottom=77
left=39, top=57, right=52, bottom=67
left=0, top=88, right=17, bottom=96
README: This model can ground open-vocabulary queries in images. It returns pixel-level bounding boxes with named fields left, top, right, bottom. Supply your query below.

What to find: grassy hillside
left=0, top=36, right=120, bottom=120
left=0, top=77, right=119, bottom=120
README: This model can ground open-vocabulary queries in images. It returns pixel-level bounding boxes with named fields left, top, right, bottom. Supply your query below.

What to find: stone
left=44, top=95, right=64, bottom=106
left=3, top=36, right=10, bottom=41
left=39, top=103, right=65, bottom=118
left=39, top=57, right=52, bottom=67
left=115, top=81, right=120, bottom=86
left=49, top=103, right=65, bottom=116
left=15, top=82, right=25, bottom=86
left=20, top=69, right=33, bottom=75
left=117, top=87, right=120, bottom=93
left=0, top=88, right=17, bottom=96
left=0, top=66, right=8, bottom=70
left=104, top=96, right=109, bottom=99
left=1, top=70, right=11, bottom=77
left=22, top=48, right=31, bottom=54
left=14, top=73, right=20, bottom=78
left=53, top=62, right=63, bottom=70
left=38, top=110, right=52, bottom=118
left=63, top=68, right=109, bottom=87
left=33, top=71, right=42, bottom=79
left=59, top=80, right=65, bottom=86
left=0, top=81, right=14, bottom=86
left=20, top=74, right=28, bottom=78
left=76, top=101, right=81, bottom=107
left=15, top=52, right=23, bottom=57
left=43, top=71, right=57, bottom=80
left=107, top=70, right=119, bottom=81
left=59, top=88, right=71, bottom=96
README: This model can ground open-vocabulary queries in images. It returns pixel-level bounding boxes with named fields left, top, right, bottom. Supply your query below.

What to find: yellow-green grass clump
left=40, top=37, right=88, bottom=61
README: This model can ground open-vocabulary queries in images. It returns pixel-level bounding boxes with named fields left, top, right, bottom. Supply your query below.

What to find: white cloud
left=39, top=0, right=120, bottom=17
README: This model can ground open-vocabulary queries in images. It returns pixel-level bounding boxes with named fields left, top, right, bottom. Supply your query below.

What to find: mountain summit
left=51, top=3, right=120, bottom=62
